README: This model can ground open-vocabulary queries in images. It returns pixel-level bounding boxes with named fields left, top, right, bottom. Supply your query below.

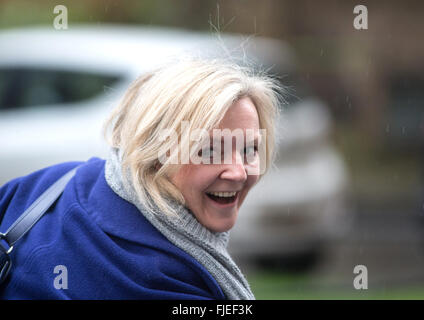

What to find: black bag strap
left=0, top=166, right=79, bottom=284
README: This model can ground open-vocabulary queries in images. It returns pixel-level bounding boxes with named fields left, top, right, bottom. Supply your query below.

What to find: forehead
left=216, top=97, right=259, bottom=131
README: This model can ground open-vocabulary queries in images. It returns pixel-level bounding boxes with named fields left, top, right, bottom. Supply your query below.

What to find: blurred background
left=1, top=0, right=424, bottom=299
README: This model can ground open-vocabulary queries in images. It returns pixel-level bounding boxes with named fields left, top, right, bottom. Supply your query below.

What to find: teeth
left=207, top=191, right=237, bottom=198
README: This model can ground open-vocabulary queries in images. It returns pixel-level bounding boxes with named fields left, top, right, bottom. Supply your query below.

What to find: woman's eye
left=198, top=147, right=214, bottom=158
left=243, top=146, right=258, bottom=158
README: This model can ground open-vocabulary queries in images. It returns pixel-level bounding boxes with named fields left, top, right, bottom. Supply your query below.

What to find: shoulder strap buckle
left=0, top=233, right=13, bottom=284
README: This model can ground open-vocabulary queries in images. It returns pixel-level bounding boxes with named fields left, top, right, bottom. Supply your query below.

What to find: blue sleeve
left=0, top=161, right=81, bottom=233
left=0, top=178, right=20, bottom=231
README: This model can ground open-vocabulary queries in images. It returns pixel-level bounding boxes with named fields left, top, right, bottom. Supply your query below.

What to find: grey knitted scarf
left=104, top=148, right=255, bottom=300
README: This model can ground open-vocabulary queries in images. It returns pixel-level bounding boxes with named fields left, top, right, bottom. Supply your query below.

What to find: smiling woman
left=104, top=59, right=280, bottom=220
left=0, top=58, right=282, bottom=300
left=170, top=97, right=262, bottom=233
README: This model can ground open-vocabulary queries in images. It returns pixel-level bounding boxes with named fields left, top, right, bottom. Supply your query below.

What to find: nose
left=219, top=151, right=247, bottom=182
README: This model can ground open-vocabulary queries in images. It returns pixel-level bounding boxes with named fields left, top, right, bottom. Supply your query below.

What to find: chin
left=207, top=218, right=237, bottom=233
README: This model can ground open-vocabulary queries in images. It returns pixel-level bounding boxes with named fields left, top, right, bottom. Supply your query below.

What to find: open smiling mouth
left=205, top=191, right=238, bottom=205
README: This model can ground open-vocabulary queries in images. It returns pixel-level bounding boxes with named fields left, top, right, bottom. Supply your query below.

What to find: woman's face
left=170, top=97, right=261, bottom=232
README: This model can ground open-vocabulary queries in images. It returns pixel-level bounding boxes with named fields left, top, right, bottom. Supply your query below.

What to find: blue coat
left=0, top=158, right=225, bottom=299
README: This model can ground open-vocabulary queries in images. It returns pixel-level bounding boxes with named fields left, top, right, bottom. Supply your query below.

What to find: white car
left=0, top=25, right=350, bottom=270
left=228, top=97, right=351, bottom=270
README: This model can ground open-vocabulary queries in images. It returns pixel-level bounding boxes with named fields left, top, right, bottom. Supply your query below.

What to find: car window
left=386, top=73, right=424, bottom=149
left=0, top=67, right=121, bottom=110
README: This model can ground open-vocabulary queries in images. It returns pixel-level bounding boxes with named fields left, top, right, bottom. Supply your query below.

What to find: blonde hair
left=104, top=58, right=282, bottom=217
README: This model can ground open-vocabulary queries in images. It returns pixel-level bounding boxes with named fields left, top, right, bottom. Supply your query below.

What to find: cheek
left=239, top=175, right=259, bottom=203
left=175, top=165, right=219, bottom=202
left=192, top=166, right=221, bottom=189
left=246, top=174, right=260, bottom=189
